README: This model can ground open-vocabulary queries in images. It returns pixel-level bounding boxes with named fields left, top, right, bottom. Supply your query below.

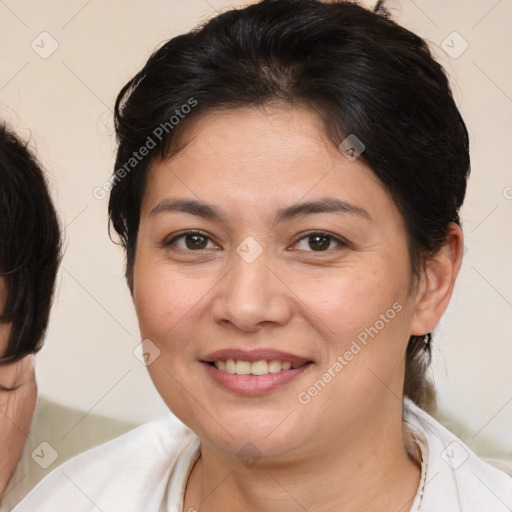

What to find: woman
left=13, top=0, right=512, bottom=510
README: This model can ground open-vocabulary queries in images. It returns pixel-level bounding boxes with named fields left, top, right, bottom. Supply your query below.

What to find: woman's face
left=132, top=106, right=429, bottom=461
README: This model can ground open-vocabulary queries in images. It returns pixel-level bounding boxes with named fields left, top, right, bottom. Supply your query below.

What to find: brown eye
left=185, top=233, right=208, bottom=250
left=293, top=232, right=345, bottom=252
left=166, top=231, right=216, bottom=251
left=308, top=235, right=331, bottom=251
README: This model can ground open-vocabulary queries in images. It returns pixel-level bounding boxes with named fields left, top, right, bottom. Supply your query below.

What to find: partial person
left=0, top=123, right=136, bottom=511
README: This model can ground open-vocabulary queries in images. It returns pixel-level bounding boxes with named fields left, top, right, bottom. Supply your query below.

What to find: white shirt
left=12, top=399, right=512, bottom=512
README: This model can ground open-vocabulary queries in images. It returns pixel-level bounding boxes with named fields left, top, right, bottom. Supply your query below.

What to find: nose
left=211, top=249, right=293, bottom=333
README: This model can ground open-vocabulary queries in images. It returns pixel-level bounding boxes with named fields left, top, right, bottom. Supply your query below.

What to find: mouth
left=201, top=349, right=314, bottom=395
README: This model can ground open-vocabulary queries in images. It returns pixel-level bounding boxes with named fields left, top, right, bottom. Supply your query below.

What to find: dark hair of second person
left=0, top=124, right=62, bottom=367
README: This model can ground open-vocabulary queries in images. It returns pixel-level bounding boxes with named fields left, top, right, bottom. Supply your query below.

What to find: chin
left=192, top=406, right=307, bottom=458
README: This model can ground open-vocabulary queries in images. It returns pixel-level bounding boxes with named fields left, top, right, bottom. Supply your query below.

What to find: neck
left=184, top=400, right=421, bottom=512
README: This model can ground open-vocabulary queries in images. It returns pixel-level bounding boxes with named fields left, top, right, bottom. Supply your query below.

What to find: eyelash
left=164, top=230, right=347, bottom=253
left=0, top=383, right=20, bottom=392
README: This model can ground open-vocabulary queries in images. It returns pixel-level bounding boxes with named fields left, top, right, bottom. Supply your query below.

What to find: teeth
left=235, top=360, right=251, bottom=375
left=251, top=360, right=268, bottom=375
left=225, top=359, right=236, bottom=374
left=268, top=360, right=282, bottom=373
left=213, top=359, right=304, bottom=375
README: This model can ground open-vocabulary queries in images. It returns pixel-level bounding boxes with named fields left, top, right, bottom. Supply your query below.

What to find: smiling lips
left=202, top=349, right=313, bottom=395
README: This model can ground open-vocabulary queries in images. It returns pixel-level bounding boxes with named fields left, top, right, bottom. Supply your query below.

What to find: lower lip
left=202, top=362, right=313, bottom=396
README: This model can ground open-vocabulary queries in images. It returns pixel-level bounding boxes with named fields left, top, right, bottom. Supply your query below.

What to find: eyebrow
left=150, top=197, right=371, bottom=223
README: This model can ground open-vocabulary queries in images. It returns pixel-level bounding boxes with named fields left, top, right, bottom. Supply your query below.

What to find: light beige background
left=1, top=0, right=511, bottom=454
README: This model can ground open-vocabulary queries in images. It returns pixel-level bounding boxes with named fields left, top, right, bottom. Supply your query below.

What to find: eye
left=165, top=231, right=218, bottom=251
left=0, top=383, right=20, bottom=392
left=164, top=230, right=347, bottom=253
left=293, top=231, right=346, bottom=252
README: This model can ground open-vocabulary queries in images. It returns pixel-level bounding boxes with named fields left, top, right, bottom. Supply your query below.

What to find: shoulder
left=3, top=396, right=139, bottom=510
left=12, top=413, right=196, bottom=512
left=404, top=398, right=512, bottom=512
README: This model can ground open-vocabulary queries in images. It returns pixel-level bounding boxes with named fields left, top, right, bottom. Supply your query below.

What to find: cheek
left=132, top=257, right=213, bottom=349
left=0, top=357, right=37, bottom=431
left=0, top=323, right=12, bottom=356
left=290, top=259, right=409, bottom=344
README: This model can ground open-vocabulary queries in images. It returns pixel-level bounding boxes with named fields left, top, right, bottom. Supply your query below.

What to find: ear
left=410, top=222, right=464, bottom=336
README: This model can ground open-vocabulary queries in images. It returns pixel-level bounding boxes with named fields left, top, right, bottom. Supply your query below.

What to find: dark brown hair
left=108, top=0, right=470, bottom=411
left=0, top=124, right=62, bottom=366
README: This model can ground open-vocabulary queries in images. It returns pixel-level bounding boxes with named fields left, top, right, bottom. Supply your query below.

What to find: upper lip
left=202, top=348, right=311, bottom=365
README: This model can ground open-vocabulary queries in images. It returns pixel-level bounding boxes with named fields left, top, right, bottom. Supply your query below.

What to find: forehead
left=141, top=106, right=398, bottom=224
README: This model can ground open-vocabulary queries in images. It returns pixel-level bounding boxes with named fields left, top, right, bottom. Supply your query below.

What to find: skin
left=0, top=277, right=37, bottom=499
left=132, top=105, right=463, bottom=512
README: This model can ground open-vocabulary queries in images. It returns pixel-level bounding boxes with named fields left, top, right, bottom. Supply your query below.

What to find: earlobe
left=410, top=222, right=464, bottom=336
